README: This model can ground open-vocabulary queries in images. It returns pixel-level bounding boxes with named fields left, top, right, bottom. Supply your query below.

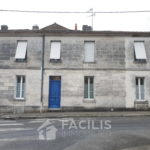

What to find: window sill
left=83, top=99, right=96, bottom=103
left=49, top=60, right=62, bottom=63
left=134, top=100, right=148, bottom=104
left=14, top=60, right=27, bottom=63
left=133, top=60, right=147, bottom=64
left=14, top=98, right=25, bottom=101
left=83, top=61, right=96, bottom=64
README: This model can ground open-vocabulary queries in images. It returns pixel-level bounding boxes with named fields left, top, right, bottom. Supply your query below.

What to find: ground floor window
left=136, top=77, right=145, bottom=100
left=84, top=77, right=94, bottom=99
left=16, top=76, right=25, bottom=99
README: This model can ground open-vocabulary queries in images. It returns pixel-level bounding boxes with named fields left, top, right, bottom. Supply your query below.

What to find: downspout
left=40, top=35, right=45, bottom=113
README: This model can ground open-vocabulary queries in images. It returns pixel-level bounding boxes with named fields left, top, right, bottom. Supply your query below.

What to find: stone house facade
left=0, top=23, right=150, bottom=113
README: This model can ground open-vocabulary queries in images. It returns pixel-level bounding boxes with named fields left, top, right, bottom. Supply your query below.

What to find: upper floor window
left=84, top=42, right=94, bottom=62
left=136, top=77, right=145, bottom=101
left=50, top=41, right=61, bottom=61
left=134, top=42, right=147, bottom=62
left=15, top=41, right=27, bottom=61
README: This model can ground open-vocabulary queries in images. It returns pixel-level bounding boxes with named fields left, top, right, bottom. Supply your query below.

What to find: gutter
left=40, top=35, right=45, bottom=112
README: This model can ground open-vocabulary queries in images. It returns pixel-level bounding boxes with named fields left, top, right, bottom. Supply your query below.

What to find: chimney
left=75, top=24, right=77, bottom=30
left=82, top=25, right=92, bottom=31
left=32, top=24, right=39, bottom=30
left=1, top=25, right=8, bottom=31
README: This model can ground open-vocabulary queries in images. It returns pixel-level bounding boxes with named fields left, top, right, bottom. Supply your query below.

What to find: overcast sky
left=1, top=0, right=150, bottom=31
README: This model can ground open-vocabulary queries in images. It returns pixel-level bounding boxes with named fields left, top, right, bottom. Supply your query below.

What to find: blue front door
left=49, top=76, right=61, bottom=108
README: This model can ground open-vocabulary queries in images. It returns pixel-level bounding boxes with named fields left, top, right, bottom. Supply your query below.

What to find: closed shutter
left=84, top=42, right=94, bottom=62
left=50, top=42, right=61, bottom=59
left=15, top=41, right=27, bottom=59
left=134, top=42, right=147, bottom=59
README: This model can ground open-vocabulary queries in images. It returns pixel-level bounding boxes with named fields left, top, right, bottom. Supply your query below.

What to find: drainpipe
left=40, top=35, right=45, bottom=113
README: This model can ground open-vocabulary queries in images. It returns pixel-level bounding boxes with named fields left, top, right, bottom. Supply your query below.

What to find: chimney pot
left=75, top=24, right=77, bottom=30
left=82, top=25, right=92, bottom=31
left=1, top=25, right=8, bottom=31
left=32, top=25, right=39, bottom=30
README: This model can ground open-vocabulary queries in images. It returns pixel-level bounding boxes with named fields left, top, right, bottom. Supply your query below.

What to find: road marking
left=48, top=119, right=59, bottom=121
left=0, top=121, right=16, bottom=123
left=29, top=119, right=60, bottom=124
left=29, top=121, right=45, bottom=123
left=0, top=138, right=17, bottom=141
left=0, top=128, right=34, bottom=131
left=0, top=138, right=39, bottom=141
left=0, top=123, right=23, bottom=126
left=32, top=119, right=48, bottom=120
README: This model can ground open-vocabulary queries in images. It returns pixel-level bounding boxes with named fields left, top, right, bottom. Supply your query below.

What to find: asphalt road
left=0, top=117, right=150, bottom=150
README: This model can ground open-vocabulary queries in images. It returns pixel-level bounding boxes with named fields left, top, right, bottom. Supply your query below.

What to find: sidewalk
left=0, top=111, right=150, bottom=119
left=119, top=145, right=150, bottom=150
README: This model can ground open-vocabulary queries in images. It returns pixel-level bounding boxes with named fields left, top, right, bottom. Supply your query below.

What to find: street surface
left=0, top=117, right=150, bottom=150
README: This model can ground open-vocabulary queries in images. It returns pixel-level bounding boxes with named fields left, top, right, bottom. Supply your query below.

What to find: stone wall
left=43, top=70, right=126, bottom=109
left=44, top=37, right=125, bottom=69
left=0, top=69, right=41, bottom=113
left=125, top=71, right=150, bottom=108
left=0, top=37, right=42, bottom=69
left=125, top=37, right=150, bottom=69
left=125, top=37, right=150, bottom=109
left=0, top=35, right=150, bottom=112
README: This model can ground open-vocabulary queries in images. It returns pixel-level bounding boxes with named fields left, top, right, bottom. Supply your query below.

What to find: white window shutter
left=15, top=41, right=27, bottom=59
left=50, top=42, right=61, bottom=59
left=84, top=42, right=94, bottom=62
left=134, top=42, right=147, bottom=59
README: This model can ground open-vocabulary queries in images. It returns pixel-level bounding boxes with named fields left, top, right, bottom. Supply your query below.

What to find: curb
left=0, top=114, right=150, bottom=119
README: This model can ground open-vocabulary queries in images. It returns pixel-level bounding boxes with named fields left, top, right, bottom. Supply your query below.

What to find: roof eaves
left=0, top=30, right=150, bottom=37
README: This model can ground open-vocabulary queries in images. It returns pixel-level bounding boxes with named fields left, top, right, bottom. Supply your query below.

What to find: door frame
left=48, top=76, right=61, bottom=109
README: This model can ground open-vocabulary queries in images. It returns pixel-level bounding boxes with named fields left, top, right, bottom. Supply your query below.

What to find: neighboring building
left=0, top=23, right=150, bottom=113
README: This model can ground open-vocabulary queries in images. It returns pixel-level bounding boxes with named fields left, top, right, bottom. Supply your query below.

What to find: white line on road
left=0, top=128, right=34, bottom=131
left=0, top=138, right=17, bottom=141
left=0, top=123, right=24, bottom=126
left=29, top=119, right=60, bottom=123
left=0, top=121, right=16, bottom=123
left=29, top=121, right=45, bottom=123
left=31, top=119, right=48, bottom=121
left=0, top=138, right=39, bottom=141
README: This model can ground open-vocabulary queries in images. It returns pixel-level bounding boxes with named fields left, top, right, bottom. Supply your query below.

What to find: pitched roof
left=1, top=23, right=150, bottom=37
left=41, top=23, right=69, bottom=30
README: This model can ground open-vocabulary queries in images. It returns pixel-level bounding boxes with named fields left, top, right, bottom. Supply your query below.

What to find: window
left=84, top=42, right=94, bottom=62
left=50, top=41, right=61, bottom=61
left=134, top=42, right=147, bottom=62
left=84, top=77, right=94, bottom=99
left=16, top=76, right=25, bottom=99
left=15, top=41, right=27, bottom=61
left=136, top=77, right=145, bottom=100
left=51, top=76, right=60, bottom=80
